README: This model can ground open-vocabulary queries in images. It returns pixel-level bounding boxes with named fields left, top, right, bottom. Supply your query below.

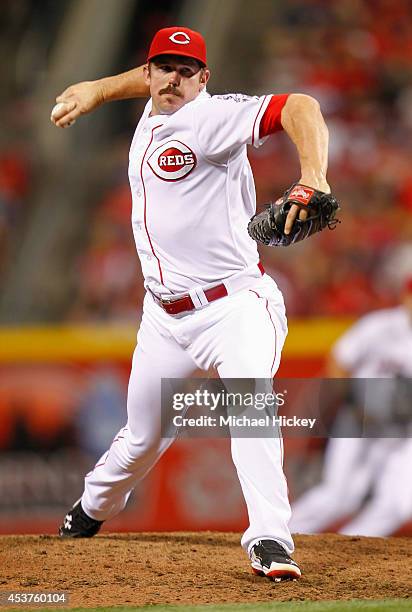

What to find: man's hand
left=284, top=203, right=308, bottom=236
left=50, top=80, right=105, bottom=128
left=284, top=179, right=330, bottom=234
left=50, top=66, right=149, bottom=128
left=247, top=183, right=340, bottom=247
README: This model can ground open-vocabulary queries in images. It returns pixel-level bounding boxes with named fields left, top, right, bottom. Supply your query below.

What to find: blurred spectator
left=75, top=369, right=127, bottom=457
left=0, top=147, right=31, bottom=276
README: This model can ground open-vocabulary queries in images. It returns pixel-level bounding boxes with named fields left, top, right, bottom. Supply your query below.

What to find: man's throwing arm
left=51, top=65, right=149, bottom=128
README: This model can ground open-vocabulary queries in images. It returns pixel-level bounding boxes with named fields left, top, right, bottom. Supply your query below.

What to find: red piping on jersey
left=251, top=96, right=268, bottom=147
left=141, top=125, right=164, bottom=284
left=249, top=289, right=278, bottom=375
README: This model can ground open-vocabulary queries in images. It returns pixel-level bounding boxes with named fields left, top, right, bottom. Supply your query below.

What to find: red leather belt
left=150, top=262, right=265, bottom=315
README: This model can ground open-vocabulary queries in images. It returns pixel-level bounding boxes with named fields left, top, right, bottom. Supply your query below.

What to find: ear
left=143, top=63, right=150, bottom=86
left=199, top=68, right=210, bottom=91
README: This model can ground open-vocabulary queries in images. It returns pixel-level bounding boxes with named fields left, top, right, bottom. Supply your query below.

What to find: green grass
left=4, top=598, right=411, bottom=612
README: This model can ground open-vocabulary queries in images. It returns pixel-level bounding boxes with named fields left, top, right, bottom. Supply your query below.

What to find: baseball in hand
left=50, top=102, right=76, bottom=127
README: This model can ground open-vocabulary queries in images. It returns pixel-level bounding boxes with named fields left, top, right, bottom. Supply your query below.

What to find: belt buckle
left=148, top=287, right=176, bottom=306
left=160, top=296, right=175, bottom=305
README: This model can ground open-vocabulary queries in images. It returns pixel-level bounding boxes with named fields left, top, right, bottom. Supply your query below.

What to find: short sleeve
left=194, top=93, right=272, bottom=161
left=259, top=94, right=289, bottom=137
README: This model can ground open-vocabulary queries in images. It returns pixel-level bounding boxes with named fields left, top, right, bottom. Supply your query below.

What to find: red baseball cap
left=147, top=26, right=207, bottom=66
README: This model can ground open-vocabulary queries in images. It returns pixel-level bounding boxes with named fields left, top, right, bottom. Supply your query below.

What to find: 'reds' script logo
left=147, top=140, right=197, bottom=181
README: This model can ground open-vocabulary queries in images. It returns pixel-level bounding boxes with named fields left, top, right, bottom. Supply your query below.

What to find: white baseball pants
left=340, top=438, right=412, bottom=536
left=289, top=437, right=399, bottom=534
left=81, top=274, right=294, bottom=554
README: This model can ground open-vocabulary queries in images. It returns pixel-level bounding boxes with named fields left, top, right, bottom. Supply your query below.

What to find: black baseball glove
left=247, top=183, right=340, bottom=247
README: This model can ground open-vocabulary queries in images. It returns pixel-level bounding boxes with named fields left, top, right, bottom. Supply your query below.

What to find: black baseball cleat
left=250, top=539, right=302, bottom=581
left=59, top=499, right=103, bottom=538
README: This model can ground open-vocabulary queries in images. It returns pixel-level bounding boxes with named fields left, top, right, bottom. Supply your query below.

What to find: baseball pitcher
left=52, top=26, right=339, bottom=581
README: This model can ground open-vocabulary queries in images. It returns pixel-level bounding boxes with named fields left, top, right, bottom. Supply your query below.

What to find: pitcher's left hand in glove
left=248, top=183, right=340, bottom=247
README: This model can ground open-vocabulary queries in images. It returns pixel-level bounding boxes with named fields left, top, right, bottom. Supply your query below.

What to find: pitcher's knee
left=219, top=355, right=274, bottom=379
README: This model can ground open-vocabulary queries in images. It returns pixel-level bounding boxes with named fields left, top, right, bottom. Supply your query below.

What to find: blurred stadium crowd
left=0, top=0, right=411, bottom=322
left=252, top=0, right=412, bottom=315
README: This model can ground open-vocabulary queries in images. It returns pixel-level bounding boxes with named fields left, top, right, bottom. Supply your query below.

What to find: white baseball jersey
left=128, top=91, right=273, bottom=295
left=332, top=306, right=412, bottom=378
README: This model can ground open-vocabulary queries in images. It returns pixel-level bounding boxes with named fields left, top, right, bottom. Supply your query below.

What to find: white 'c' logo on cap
left=169, top=31, right=191, bottom=45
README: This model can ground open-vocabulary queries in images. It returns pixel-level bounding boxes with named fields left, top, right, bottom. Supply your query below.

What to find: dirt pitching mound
left=1, top=533, right=411, bottom=608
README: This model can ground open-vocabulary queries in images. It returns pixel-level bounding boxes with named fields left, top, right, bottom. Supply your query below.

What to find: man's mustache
left=160, top=86, right=182, bottom=96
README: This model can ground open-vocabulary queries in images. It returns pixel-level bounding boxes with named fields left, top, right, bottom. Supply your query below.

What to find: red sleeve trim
left=259, top=94, right=289, bottom=138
